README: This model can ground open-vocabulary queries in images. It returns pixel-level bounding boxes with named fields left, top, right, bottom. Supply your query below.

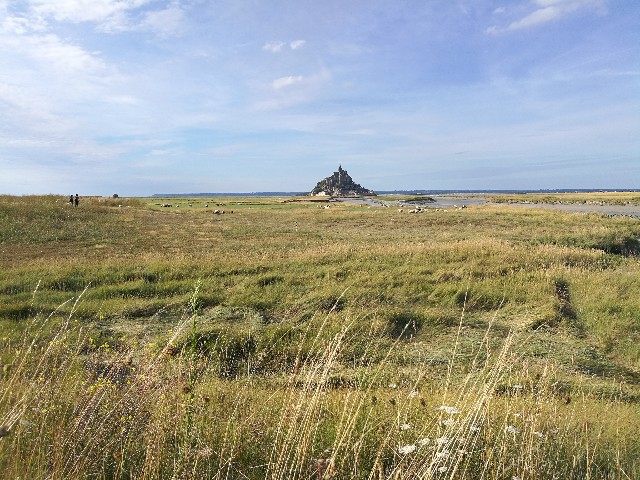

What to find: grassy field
left=1, top=193, right=639, bottom=479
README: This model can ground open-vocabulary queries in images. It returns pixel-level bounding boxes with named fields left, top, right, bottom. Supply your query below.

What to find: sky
left=0, top=0, right=638, bottom=196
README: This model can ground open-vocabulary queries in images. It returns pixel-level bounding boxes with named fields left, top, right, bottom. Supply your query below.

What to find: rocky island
left=310, top=165, right=375, bottom=197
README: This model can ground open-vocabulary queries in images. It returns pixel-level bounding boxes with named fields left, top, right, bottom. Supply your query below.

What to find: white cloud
left=11, top=0, right=185, bottom=36
left=0, top=83, right=71, bottom=137
left=264, top=39, right=306, bottom=52
left=27, top=33, right=107, bottom=74
left=27, top=0, right=150, bottom=24
left=487, top=0, right=606, bottom=34
left=263, top=41, right=285, bottom=52
left=255, top=68, right=331, bottom=110
left=272, top=75, right=304, bottom=89
left=509, top=5, right=563, bottom=29
left=1, top=10, right=47, bottom=34
left=139, top=4, right=186, bottom=37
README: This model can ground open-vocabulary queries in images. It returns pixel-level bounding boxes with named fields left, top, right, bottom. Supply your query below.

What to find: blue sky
left=1, top=0, right=638, bottom=196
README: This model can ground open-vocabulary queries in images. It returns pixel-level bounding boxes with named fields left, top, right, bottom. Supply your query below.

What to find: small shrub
left=387, top=311, right=423, bottom=340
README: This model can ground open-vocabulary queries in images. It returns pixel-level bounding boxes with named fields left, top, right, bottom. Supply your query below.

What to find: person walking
left=69, top=195, right=74, bottom=206
left=74, top=194, right=79, bottom=207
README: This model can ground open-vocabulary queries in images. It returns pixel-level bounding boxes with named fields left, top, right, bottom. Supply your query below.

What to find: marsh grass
left=1, top=289, right=638, bottom=479
left=1, top=194, right=639, bottom=478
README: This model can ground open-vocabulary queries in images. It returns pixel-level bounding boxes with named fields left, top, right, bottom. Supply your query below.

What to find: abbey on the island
left=309, top=165, right=375, bottom=197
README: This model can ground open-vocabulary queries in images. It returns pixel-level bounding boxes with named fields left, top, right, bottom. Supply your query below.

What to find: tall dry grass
left=1, top=287, right=637, bottom=479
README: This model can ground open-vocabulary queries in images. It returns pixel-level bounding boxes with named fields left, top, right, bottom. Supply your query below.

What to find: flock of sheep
left=400, top=205, right=466, bottom=213
left=154, top=200, right=468, bottom=216
left=157, top=203, right=232, bottom=214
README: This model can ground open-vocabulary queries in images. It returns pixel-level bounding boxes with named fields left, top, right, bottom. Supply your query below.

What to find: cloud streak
left=487, top=0, right=606, bottom=34
left=263, top=39, right=306, bottom=52
left=272, top=75, right=304, bottom=89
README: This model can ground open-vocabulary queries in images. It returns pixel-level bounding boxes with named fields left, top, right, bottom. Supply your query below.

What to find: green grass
left=0, top=194, right=639, bottom=478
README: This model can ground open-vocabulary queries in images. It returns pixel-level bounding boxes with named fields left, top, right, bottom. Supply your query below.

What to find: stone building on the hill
left=310, top=165, right=375, bottom=197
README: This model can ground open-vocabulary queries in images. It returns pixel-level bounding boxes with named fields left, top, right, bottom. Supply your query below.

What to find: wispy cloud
left=255, top=68, right=332, bottom=111
left=487, top=0, right=606, bottom=34
left=138, top=4, right=186, bottom=37
left=0, top=28, right=112, bottom=139
left=26, top=33, right=107, bottom=74
left=7, top=0, right=185, bottom=36
left=262, top=40, right=285, bottom=52
left=28, top=0, right=150, bottom=25
left=272, top=75, right=304, bottom=89
left=263, top=39, right=306, bottom=52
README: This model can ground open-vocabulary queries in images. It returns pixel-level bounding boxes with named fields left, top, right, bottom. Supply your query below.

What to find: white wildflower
left=408, top=390, right=419, bottom=398
left=534, top=431, right=544, bottom=439
left=436, top=436, right=449, bottom=446
left=399, top=423, right=411, bottom=431
left=505, top=425, right=519, bottom=435
left=438, top=466, right=447, bottom=473
left=435, top=450, right=449, bottom=459
left=435, top=405, right=460, bottom=415
left=469, top=424, right=481, bottom=432
left=398, top=444, right=416, bottom=455
left=417, top=437, right=430, bottom=446
left=442, top=418, right=455, bottom=427
left=388, top=383, right=397, bottom=389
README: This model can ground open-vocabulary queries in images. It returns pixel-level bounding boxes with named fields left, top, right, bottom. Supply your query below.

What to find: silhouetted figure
left=74, top=194, right=79, bottom=207
left=69, top=195, right=74, bottom=206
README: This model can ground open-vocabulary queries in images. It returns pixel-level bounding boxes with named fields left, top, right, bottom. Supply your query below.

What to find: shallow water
left=505, top=202, right=640, bottom=219
left=336, top=195, right=640, bottom=219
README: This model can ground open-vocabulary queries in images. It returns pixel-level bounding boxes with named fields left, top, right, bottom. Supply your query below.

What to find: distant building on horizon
left=309, top=165, right=375, bottom=197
